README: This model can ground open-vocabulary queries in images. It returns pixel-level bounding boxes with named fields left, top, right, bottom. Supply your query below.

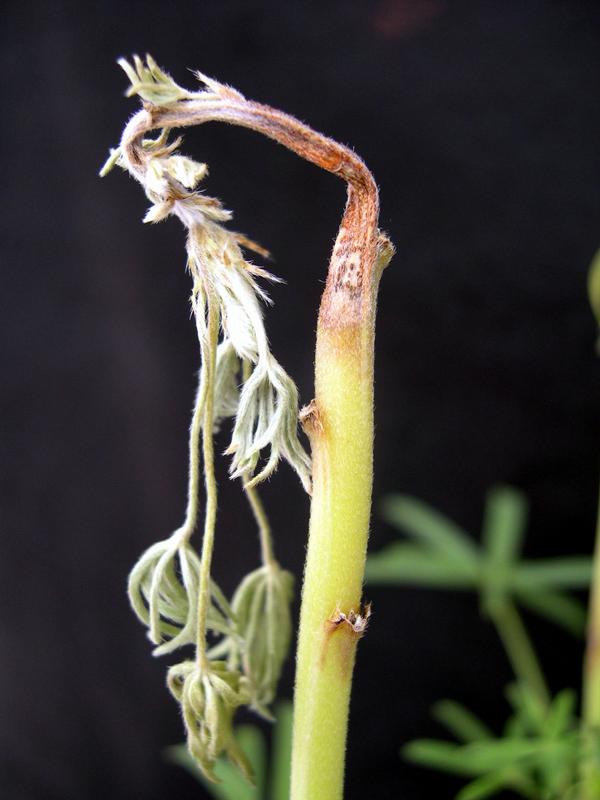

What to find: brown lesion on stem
left=299, top=399, right=325, bottom=439
left=120, top=75, right=393, bottom=329
left=319, top=602, right=372, bottom=675
left=325, top=602, right=372, bottom=637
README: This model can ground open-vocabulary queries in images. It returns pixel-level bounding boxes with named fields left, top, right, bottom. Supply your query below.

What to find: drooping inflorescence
left=102, top=55, right=306, bottom=783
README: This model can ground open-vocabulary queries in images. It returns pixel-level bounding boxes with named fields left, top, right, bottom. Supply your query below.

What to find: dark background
left=3, top=1, right=600, bottom=798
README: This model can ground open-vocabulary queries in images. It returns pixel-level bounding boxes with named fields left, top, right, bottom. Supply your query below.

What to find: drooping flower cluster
left=102, top=56, right=311, bottom=492
left=102, top=56, right=306, bottom=783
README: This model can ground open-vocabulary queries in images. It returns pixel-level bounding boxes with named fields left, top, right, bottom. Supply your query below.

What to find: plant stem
left=178, top=359, right=208, bottom=542
left=583, top=483, right=600, bottom=726
left=581, top=482, right=600, bottom=799
left=244, top=481, right=275, bottom=569
left=490, top=600, right=550, bottom=707
left=290, top=332, right=374, bottom=799
left=195, top=290, right=220, bottom=672
left=290, top=241, right=393, bottom=798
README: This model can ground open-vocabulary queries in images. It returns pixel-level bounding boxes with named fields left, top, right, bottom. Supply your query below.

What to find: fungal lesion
left=375, top=233, right=395, bottom=274
left=319, top=602, right=372, bottom=673
left=299, top=399, right=325, bottom=438
left=325, top=601, right=372, bottom=637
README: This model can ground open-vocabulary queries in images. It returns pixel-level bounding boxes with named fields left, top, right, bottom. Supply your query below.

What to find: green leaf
left=502, top=711, right=525, bottom=740
left=164, top=725, right=267, bottom=800
left=456, top=771, right=510, bottom=800
left=505, top=684, right=547, bottom=735
left=482, top=486, right=527, bottom=567
left=513, top=558, right=592, bottom=590
left=270, top=702, right=293, bottom=800
left=403, top=739, right=478, bottom=776
left=480, top=487, right=527, bottom=613
left=365, top=543, right=479, bottom=587
left=536, top=741, right=579, bottom=798
left=545, top=690, right=577, bottom=738
left=404, top=737, right=558, bottom=777
left=516, top=590, right=587, bottom=637
left=432, top=700, right=493, bottom=743
left=458, top=738, right=558, bottom=772
left=381, top=495, right=479, bottom=563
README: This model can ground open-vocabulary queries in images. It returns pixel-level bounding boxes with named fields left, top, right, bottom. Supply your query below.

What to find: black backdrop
left=3, top=2, right=600, bottom=798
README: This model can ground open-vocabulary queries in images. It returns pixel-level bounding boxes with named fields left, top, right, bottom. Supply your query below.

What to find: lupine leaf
left=381, top=495, right=479, bottom=563
left=513, top=558, right=593, bottom=589
left=502, top=712, right=525, bottom=740
left=516, top=590, right=587, bottom=637
left=403, top=740, right=477, bottom=776
left=457, top=738, right=559, bottom=771
left=373, top=489, right=591, bottom=639
left=482, top=486, right=527, bottom=566
left=405, top=737, right=558, bottom=775
left=365, top=543, right=479, bottom=587
left=432, top=700, right=494, bottom=743
left=545, top=689, right=578, bottom=739
left=456, top=771, right=512, bottom=800
left=505, top=684, right=547, bottom=735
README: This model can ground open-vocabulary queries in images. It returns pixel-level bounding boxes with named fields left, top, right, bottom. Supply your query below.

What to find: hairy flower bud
left=128, top=535, right=235, bottom=656
left=167, top=660, right=254, bottom=784
left=230, top=564, right=294, bottom=713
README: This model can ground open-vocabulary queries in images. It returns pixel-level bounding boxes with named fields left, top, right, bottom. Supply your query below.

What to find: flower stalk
left=195, top=288, right=220, bottom=671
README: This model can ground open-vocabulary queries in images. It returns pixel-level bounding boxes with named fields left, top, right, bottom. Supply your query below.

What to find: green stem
left=195, top=291, right=220, bottom=672
left=244, top=481, right=275, bottom=569
left=583, top=483, right=600, bottom=726
left=491, top=600, right=550, bottom=707
left=178, top=362, right=208, bottom=542
left=291, top=325, right=372, bottom=800
left=580, top=482, right=600, bottom=799
left=290, top=230, right=392, bottom=798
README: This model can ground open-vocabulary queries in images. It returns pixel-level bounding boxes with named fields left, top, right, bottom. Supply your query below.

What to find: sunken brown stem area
left=120, top=91, right=387, bottom=325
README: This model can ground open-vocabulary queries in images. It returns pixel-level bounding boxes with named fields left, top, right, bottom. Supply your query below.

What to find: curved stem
left=120, top=90, right=380, bottom=298
left=195, top=290, right=220, bottom=672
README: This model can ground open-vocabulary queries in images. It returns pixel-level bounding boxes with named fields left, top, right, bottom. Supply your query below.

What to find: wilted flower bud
left=230, top=564, right=294, bottom=714
left=128, top=535, right=235, bottom=656
left=226, top=356, right=312, bottom=493
left=118, top=54, right=194, bottom=105
left=167, top=660, right=254, bottom=783
left=128, top=536, right=199, bottom=655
